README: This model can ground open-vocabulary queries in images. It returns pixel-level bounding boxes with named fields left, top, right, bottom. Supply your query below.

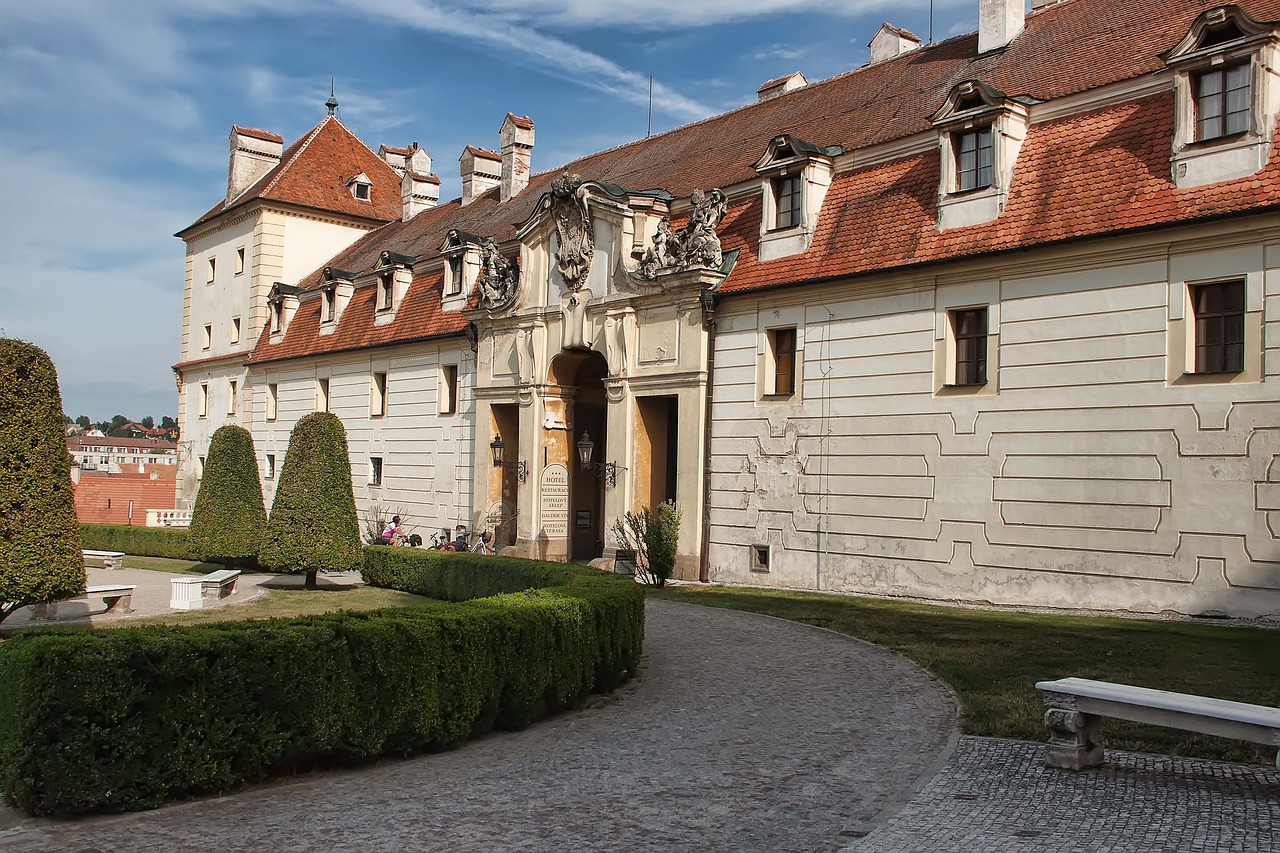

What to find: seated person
left=381, top=515, right=406, bottom=546
left=451, top=524, right=469, bottom=552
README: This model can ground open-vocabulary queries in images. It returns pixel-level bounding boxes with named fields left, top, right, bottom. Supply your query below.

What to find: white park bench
left=1037, top=677, right=1280, bottom=770
left=33, top=584, right=136, bottom=619
left=82, top=549, right=125, bottom=570
left=170, top=569, right=241, bottom=610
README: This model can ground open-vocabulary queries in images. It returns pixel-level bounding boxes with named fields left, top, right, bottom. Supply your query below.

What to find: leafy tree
left=610, top=500, right=682, bottom=588
left=140, top=416, right=154, bottom=429
left=0, top=339, right=86, bottom=625
left=75, top=415, right=90, bottom=430
left=260, top=412, right=362, bottom=589
left=188, top=425, right=266, bottom=572
left=160, top=416, right=177, bottom=429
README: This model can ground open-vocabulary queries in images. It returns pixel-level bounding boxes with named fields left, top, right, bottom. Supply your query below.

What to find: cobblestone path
left=0, top=599, right=956, bottom=852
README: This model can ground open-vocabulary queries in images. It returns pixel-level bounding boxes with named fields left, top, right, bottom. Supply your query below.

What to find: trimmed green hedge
left=0, top=551, right=643, bottom=816
left=80, top=524, right=196, bottom=560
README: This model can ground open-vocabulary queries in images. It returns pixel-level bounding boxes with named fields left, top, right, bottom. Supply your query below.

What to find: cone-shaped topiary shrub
left=0, top=339, right=86, bottom=624
left=260, top=412, right=361, bottom=588
left=188, top=424, right=266, bottom=571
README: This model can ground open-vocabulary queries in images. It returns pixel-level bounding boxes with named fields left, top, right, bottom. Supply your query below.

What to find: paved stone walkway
left=0, top=600, right=956, bottom=852
left=843, top=736, right=1280, bottom=852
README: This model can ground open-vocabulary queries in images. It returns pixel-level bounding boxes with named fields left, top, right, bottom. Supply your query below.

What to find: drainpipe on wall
left=699, top=293, right=717, bottom=583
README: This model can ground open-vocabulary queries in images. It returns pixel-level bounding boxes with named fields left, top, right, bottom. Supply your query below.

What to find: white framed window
left=369, top=456, right=383, bottom=486
left=447, top=257, right=463, bottom=295
left=317, top=377, right=330, bottom=412
left=199, top=383, right=208, bottom=418
left=765, top=327, right=797, bottom=397
left=931, top=80, right=1028, bottom=230
left=1195, top=63, right=1251, bottom=141
left=197, top=455, right=205, bottom=479
left=948, top=307, right=988, bottom=386
left=934, top=282, right=999, bottom=396
left=1191, top=280, right=1246, bottom=373
left=378, top=273, right=394, bottom=311
left=953, top=127, right=994, bottom=192
left=773, top=175, right=802, bottom=229
left=753, top=134, right=835, bottom=262
left=202, top=324, right=211, bottom=350
left=266, top=382, right=278, bottom=421
left=322, top=289, right=336, bottom=324
left=235, top=246, right=246, bottom=276
left=371, top=372, right=387, bottom=417
left=206, top=256, right=216, bottom=285
left=228, top=379, right=238, bottom=415
left=230, top=316, right=241, bottom=345
left=265, top=453, right=276, bottom=479
left=439, top=364, right=459, bottom=415
left=270, top=301, right=282, bottom=334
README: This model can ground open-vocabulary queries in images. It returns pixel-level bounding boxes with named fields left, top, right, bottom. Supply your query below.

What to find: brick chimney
left=459, top=145, right=502, bottom=206
left=868, top=23, right=922, bottom=64
left=500, top=114, right=535, bottom=202
left=978, top=0, right=1024, bottom=53
left=227, top=126, right=283, bottom=202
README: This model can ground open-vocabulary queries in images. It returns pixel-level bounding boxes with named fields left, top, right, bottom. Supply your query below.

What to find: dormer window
left=318, top=267, right=354, bottom=333
left=270, top=301, right=282, bottom=334
left=753, top=134, right=837, bottom=262
left=322, top=288, right=336, bottom=323
left=378, top=272, right=394, bottom=311
left=347, top=173, right=373, bottom=201
left=268, top=282, right=301, bottom=339
left=448, top=257, right=463, bottom=295
left=1166, top=6, right=1280, bottom=188
left=931, top=80, right=1030, bottom=230
left=440, top=229, right=482, bottom=307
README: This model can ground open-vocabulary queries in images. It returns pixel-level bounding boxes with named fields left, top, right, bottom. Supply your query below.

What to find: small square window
left=206, top=256, right=216, bottom=285
left=951, top=307, right=988, bottom=386
left=235, top=246, right=246, bottom=276
left=1196, top=63, right=1251, bottom=141
left=751, top=545, right=770, bottom=573
left=954, top=127, right=994, bottom=192
left=266, top=383, right=278, bottom=421
left=199, top=383, right=208, bottom=418
left=202, top=324, right=211, bottom=350
left=440, top=364, right=459, bottom=415
left=317, top=378, right=330, bottom=413
left=354, top=182, right=370, bottom=201
left=370, top=456, right=383, bottom=486
left=768, top=328, right=797, bottom=396
left=230, top=316, right=241, bottom=345
left=371, top=371, right=387, bottom=417
left=1192, top=280, right=1245, bottom=373
left=265, top=453, right=275, bottom=479
left=774, top=175, right=802, bottom=229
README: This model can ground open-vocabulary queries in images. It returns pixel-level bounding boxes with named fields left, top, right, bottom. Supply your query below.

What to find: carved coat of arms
left=551, top=172, right=593, bottom=290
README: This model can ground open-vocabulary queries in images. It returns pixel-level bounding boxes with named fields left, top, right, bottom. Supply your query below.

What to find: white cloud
left=752, top=44, right=806, bottom=61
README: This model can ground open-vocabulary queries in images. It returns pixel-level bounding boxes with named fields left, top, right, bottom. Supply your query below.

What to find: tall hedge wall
left=79, top=524, right=196, bottom=559
left=0, top=551, right=644, bottom=816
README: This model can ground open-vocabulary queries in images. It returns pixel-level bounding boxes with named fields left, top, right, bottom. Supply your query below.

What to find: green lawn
left=120, top=555, right=215, bottom=575
left=131, top=586, right=437, bottom=625
left=653, top=585, right=1280, bottom=766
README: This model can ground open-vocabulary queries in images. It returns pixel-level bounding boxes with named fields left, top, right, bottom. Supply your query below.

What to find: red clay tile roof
left=182, top=116, right=402, bottom=233
left=246, top=0, right=1280, bottom=365
left=463, top=145, right=502, bottom=161
left=757, top=72, right=807, bottom=93
left=876, top=23, right=921, bottom=43
left=380, top=144, right=411, bottom=156
left=233, top=125, right=284, bottom=144
left=506, top=114, right=535, bottom=130
left=73, top=472, right=177, bottom=526
left=407, top=170, right=442, bottom=184
left=172, top=351, right=248, bottom=372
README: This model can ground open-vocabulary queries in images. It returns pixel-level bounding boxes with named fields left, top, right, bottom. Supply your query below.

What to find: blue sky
left=0, top=0, right=981, bottom=422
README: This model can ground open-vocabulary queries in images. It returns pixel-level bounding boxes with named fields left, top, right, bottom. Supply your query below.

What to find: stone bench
left=33, top=584, right=136, bottom=619
left=171, top=569, right=241, bottom=610
left=1037, top=677, right=1280, bottom=770
left=82, top=549, right=126, bottom=570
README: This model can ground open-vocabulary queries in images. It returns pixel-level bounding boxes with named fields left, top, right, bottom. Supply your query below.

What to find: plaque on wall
left=540, top=463, right=570, bottom=540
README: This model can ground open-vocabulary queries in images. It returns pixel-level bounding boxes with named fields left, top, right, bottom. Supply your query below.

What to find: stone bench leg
left=32, top=601, right=57, bottom=619
left=101, top=593, right=132, bottom=614
left=1044, top=708, right=1104, bottom=770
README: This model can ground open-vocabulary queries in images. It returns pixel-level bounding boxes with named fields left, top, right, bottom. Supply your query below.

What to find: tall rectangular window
left=266, top=383, right=278, bottom=421
left=370, top=456, right=383, bottom=486
left=265, top=453, right=276, bottom=479
left=206, top=256, right=216, bottom=284
left=371, top=371, right=387, bottom=417
left=197, top=456, right=205, bottom=479
left=769, top=327, right=797, bottom=396
left=952, top=307, right=988, bottom=385
left=202, top=324, right=212, bottom=350
left=199, top=383, right=208, bottom=417
left=955, top=127, right=994, bottom=192
left=235, top=246, right=246, bottom=276
left=270, top=302, right=282, bottom=334
left=317, top=377, right=330, bottom=412
left=1197, top=63, right=1251, bottom=141
left=228, top=379, right=238, bottom=415
left=774, top=175, right=802, bottom=229
left=448, top=258, right=463, bottom=295
left=230, top=316, right=241, bottom=345
left=1193, top=280, right=1245, bottom=373
left=378, top=273, right=394, bottom=311
left=440, top=364, right=459, bottom=415
left=323, top=290, right=336, bottom=323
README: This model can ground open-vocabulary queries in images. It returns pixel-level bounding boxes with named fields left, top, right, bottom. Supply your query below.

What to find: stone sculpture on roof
left=476, top=237, right=518, bottom=311
left=639, top=188, right=729, bottom=279
left=551, top=172, right=594, bottom=290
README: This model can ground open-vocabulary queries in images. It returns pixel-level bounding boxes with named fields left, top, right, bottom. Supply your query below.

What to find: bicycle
left=469, top=510, right=517, bottom=556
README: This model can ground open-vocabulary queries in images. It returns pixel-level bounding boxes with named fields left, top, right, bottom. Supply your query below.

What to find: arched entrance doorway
left=548, top=349, right=610, bottom=561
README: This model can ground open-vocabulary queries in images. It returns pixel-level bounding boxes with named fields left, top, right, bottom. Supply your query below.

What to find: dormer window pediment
left=347, top=172, right=373, bottom=201
left=931, top=80, right=1031, bottom=231
left=268, top=282, right=301, bottom=340
left=1166, top=6, right=1280, bottom=188
left=440, top=229, right=483, bottom=308
left=374, top=251, right=416, bottom=319
left=753, top=133, right=838, bottom=261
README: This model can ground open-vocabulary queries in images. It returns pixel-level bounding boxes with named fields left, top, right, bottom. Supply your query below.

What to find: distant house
left=72, top=464, right=178, bottom=526
left=67, top=435, right=178, bottom=472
